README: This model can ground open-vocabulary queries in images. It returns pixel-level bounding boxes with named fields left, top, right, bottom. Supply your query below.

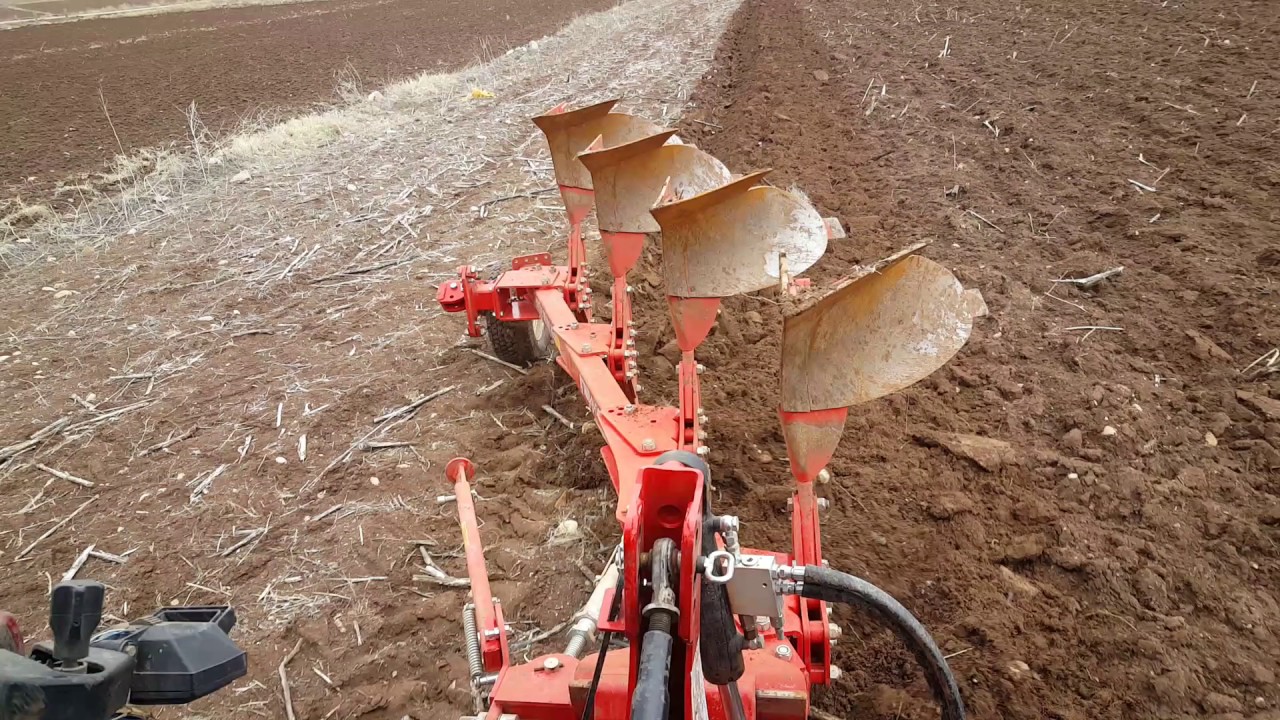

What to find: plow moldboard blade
left=652, top=172, right=828, bottom=298
left=578, top=131, right=731, bottom=234
left=780, top=253, right=976, bottom=413
left=532, top=100, right=667, bottom=191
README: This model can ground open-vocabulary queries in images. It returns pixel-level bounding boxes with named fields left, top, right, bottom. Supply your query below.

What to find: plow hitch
left=437, top=98, right=984, bottom=720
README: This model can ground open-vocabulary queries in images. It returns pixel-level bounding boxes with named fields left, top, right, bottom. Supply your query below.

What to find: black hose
left=799, top=566, right=965, bottom=720
left=630, top=628, right=674, bottom=720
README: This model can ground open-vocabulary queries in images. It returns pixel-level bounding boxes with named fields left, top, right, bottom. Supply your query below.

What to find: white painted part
left=691, top=645, right=710, bottom=720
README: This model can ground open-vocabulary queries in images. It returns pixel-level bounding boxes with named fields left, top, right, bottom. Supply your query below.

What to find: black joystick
left=49, top=580, right=104, bottom=673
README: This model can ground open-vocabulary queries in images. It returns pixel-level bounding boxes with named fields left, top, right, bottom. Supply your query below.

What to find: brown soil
left=594, top=0, right=1280, bottom=717
left=0, top=0, right=616, bottom=202
left=1, top=0, right=1277, bottom=717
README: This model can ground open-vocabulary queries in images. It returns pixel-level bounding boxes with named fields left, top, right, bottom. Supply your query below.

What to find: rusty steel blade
left=578, top=132, right=731, bottom=234
left=532, top=100, right=667, bottom=191
left=651, top=173, right=828, bottom=298
left=780, top=254, right=979, bottom=413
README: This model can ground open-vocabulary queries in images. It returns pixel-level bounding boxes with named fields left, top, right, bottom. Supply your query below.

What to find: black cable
left=580, top=562, right=627, bottom=720
left=579, top=630, right=612, bottom=720
left=798, top=565, right=965, bottom=720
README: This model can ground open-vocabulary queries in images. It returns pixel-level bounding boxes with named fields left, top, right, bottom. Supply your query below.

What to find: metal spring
left=462, top=603, right=483, bottom=680
left=564, top=630, right=587, bottom=659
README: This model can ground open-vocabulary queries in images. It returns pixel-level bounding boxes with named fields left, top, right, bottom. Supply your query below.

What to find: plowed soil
left=0, top=0, right=615, bottom=200
left=606, top=0, right=1279, bottom=717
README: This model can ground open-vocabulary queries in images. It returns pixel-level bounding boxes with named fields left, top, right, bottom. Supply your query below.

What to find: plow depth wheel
left=483, top=313, right=552, bottom=366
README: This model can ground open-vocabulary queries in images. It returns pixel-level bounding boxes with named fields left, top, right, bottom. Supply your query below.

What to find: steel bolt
left=696, top=363, right=706, bottom=375
left=817, top=498, right=830, bottom=511
left=449, top=282, right=458, bottom=289
left=581, top=343, right=591, bottom=353
left=697, top=429, right=708, bottom=440
left=641, top=439, right=657, bottom=452
left=625, top=285, right=634, bottom=294
left=829, top=623, right=842, bottom=640
left=830, top=666, right=843, bottom=680
left=570, top=321, right=579, bottom=330
left=775, top=645, right=793, bottom=660
left=740, top=556, right=757, bottom=567
left=628, top=321, right=637, bottom=328
left=624, top=404, right=636, bottom=415
left=817, top=468, right=832, bottom=483
left=698, top=414, right=708, bottom=424
left=696, top=445, right=710, bottom=456
left=633, top=383, right=643, bottom=393
left=626, top=339, right=636, bottom=347
left=543, top=657, right=562, bottom=671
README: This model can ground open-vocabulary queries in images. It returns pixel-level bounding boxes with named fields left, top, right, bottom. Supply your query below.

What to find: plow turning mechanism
left=436, top=98, right=984, bottom=720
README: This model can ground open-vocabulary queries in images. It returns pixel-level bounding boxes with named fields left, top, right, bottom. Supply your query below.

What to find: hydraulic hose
left=631, top=539, right=679, bottom=720
left=797, top=565, right=966, bottom=720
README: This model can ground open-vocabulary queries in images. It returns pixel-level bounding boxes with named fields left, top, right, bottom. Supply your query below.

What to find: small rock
left=1006, top=660, right=1033, bottom=681
left=369, top=476, right=380, bottom=486
left=1061, top=428, right=1084, bottom=452
left=1202, top=692, right=1243, bottom=714
left=1205, top=431, right=1219, bottom=447
left=230, top=169, right=252, bottom=184
left=915, top=431, right=1017, bottom=471
left=367, top=90, right=384, bottom=102
left=1161, top=615, right=1187, bottom=630
left=928, top=491, right=976, bottom=519
left=53, top=289, right=76, bottom=299
left=743, top=311, right=764, bottom=324
left=1237, top=391, right=1280, bottom=421
left=1207, top=412, right=1232, bottom=435
left=999, top=566, right=1041, bottom=597
left=813, top=69, right=830, bottom=82
left=1101, top=425, right=1118, bottom=437
left=1002, top=533, right=1048, bottom=562
left=650, top=355, right=675, bottom=377
left=549, top=518, right=582, bottom=544
left=657, top=339, right=681, bottom=365
left=1256, top=696, right=1268, bottom=708
left=1048, top=546, right=1087, bottom=570
left=1186, top=329, right=1233, bottom=361
left=752, top=449, right=773, bottom=464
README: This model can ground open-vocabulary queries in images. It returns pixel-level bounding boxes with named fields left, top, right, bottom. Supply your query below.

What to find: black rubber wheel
left=483, top=312, right=552, bottom=366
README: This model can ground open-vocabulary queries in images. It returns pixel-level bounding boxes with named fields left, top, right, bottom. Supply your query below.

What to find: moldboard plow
left=435, top=99, right=984, bottom=720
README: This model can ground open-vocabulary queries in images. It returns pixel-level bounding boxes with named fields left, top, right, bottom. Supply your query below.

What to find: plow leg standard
left=437, top=98, right=984, bottom=720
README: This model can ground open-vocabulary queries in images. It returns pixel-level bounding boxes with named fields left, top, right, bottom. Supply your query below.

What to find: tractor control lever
left=50, top=580, right=105, bottom=672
